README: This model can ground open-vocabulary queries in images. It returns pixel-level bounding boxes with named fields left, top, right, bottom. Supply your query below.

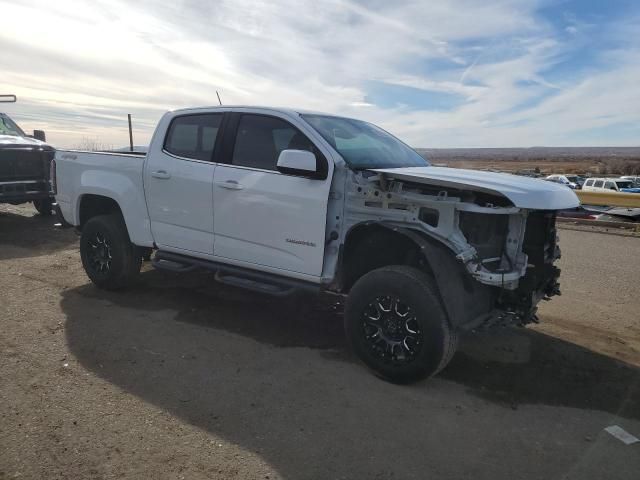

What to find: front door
left=144, top=113, right=223, bottom=255
left=213, top=113, right=332, bottom=277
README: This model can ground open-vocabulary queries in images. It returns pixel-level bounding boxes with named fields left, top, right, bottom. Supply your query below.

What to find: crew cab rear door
left=212, top=111, right=332, bottom=277
left=143, top=112, right=224, bottom=255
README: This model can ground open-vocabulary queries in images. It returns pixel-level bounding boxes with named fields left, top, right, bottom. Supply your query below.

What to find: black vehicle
left=1, top=96, right=55, bottom=215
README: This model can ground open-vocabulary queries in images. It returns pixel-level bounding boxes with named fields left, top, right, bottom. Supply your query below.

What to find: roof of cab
left=168, top=105, right=349, bottom=118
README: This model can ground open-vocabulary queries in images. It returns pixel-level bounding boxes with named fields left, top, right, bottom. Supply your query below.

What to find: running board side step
left=152, top=250, right=319, bottom=297
left=214, top=272, right=296, bottom=296
left=152, top=258, right=198, bottom=273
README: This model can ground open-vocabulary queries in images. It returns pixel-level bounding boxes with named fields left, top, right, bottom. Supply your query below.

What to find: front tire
left=33, top=198, right=53, bottom=216
left=345, top=265, right=457, bottom=383
left=80, top=214, right=141, bottom=290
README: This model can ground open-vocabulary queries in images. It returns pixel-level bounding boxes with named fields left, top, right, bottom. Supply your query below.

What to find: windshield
left=0, top=114, right=25, bottom=137
left=615, top=181, right=634, bottom=189
left=302, top=114, right=429, bottom=170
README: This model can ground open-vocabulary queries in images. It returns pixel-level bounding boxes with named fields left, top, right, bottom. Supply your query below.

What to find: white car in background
left=582, top=177, right=640, bottom=193
left=545, top=174, right=581, bottom=189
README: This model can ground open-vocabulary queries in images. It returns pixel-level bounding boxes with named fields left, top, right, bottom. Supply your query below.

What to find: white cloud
left=0, top=0, right=638, bottom=148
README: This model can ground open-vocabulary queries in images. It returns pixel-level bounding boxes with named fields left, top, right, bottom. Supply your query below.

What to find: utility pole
left=127, top=114, right=134, bottom=152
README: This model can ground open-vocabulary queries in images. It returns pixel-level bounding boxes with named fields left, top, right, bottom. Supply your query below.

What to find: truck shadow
left=444, top=332, right=640, bottom=417
left=0, top=207, right=77, bottom=260
left=60, top=269, right=640, bottom=478
left=62, top=268, right=640, bottom=421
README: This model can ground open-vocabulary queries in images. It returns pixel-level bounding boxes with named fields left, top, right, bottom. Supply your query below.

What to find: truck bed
left=54, top=150, right=151, bottom=245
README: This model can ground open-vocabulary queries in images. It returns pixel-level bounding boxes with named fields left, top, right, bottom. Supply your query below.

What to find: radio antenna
left=216, top=91, right=222, bottom=105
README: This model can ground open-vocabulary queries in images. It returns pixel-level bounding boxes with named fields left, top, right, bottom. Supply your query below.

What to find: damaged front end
left=492, top=211, right=560, bottom=324
left=466, top=210, right=562, bottom=328
left=344, top=169, right=572, bottom=329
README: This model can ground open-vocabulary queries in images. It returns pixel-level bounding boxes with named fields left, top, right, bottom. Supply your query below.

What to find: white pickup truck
left=54, top=106, right=579, bottom=382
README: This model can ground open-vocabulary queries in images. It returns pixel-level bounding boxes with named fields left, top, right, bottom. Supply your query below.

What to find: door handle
left=151, top=170, right=171, bottom=179
left=216, top=180, right=243, bottom=190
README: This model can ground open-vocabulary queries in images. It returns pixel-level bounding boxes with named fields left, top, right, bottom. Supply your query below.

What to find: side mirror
left=276, top=149, right=318, bottom=177
left=33, top=130, right=46, bottom=142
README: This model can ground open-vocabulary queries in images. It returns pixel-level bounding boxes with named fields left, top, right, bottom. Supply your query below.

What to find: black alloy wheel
left=361, top=295, right=423, bottom=365
left=85, top=231, right=113, bottom=275
left=345, top=265, right=458, bottom=383
left=80, top=214, right=141, bottom=290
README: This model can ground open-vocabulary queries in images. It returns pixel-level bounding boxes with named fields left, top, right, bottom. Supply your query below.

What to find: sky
left=1, top=0, right=639, bottom=149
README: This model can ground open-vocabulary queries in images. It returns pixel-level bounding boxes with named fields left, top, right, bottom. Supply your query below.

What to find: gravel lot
left=1, top=203, right=639, bottom=480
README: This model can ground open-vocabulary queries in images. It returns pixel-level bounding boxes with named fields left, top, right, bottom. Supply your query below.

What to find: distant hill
left=415, top=147, right=640, bottom=163
left=414, top=147, right=640, bottom=175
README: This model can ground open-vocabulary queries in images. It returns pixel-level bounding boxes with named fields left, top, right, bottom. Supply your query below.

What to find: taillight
left=50, top=159, right=57, bottom=195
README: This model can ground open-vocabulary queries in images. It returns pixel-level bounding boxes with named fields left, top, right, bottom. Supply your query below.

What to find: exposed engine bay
left=342, top=170, right=564, bottom=328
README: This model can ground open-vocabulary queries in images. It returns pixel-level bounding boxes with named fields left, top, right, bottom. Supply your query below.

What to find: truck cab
left=54, top=106, right=580, bottom=383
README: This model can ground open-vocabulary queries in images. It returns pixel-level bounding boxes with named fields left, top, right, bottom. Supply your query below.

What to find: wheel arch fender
left=74, top=171, right=153, bottom=246
left=338, top=221, right=495, bottom=328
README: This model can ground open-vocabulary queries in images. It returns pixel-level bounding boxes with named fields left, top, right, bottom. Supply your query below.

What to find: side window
left=231, top=114, right=319, bottom=171
left=164, top=114, right=223, bottom=161
left=594, top=180, right=604, bottom=188
left=585, top=179, right=593, bottom=187
left=604, top=181, right=616, bottom=190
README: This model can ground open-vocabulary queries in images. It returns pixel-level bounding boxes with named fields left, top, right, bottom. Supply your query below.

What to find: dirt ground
left=1, top=203, right=639, bottom=480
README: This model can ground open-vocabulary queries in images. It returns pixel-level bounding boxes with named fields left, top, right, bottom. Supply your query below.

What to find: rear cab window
left=164, top=114, right=223, bottom=161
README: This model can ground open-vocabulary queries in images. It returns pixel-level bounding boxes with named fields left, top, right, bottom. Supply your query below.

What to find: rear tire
left=33, top=198, right=53, bottom=216
left=345, top=265, right=457, bottom=383
left=80, top=214, right=141, bottom=290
